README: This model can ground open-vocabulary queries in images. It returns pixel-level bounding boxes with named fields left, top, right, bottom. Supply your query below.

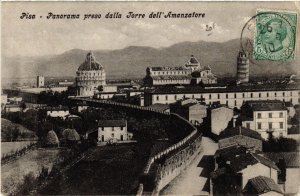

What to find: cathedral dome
left=78, top=51, right=103, bottom=71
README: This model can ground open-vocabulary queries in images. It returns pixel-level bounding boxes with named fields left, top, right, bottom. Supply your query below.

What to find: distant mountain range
left=2, top=39, right=299, bottom=79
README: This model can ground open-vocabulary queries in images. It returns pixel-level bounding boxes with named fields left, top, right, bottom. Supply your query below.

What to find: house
left=4, top=104, right=22, bottom=113
left=46, top=106, right=70, bottom=118
left=170, top=98, right=207, bottom=125
left=208, top=105, right=233, bottom=135
left=212, top=146, right=280, bottom=190
left=243, top=176, right=283, bottom=196
left=264, top=152, right=300, bottom=195
left=97, top=119, right=132, bottom=142
left=240, top=100, right=288, bottom=139
left=218, top=126, right=263, bottom=151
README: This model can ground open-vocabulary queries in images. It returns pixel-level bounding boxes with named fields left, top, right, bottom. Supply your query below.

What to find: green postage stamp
left=254, top=10, right=298, bottom=61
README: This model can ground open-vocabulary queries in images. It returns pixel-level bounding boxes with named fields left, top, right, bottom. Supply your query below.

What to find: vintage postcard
left=1, top=1, right=299, bottom=196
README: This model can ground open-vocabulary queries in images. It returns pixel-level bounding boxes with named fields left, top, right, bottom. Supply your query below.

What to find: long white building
left=144, top=83, right=300, bottom=108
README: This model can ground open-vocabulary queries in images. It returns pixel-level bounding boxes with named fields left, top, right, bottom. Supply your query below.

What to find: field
left=39, top=144, right=148, bottom=195
left=1, top=148, right=61, bottom=195
left=1, top=118, right=37, bottom=141
left=1, top=141, right=37, bottom=157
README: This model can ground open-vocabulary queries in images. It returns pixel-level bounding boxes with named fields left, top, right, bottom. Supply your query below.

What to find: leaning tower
left=75, top=51, right=106, bottom=97
left=236, top=51, right=249, bottom=84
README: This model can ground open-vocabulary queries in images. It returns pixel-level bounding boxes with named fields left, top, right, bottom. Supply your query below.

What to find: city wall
left=69, top=97, right=203, bottom=196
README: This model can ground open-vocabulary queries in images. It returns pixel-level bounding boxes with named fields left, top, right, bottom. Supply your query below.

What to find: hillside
left=2, top=39, right=299, bottom=79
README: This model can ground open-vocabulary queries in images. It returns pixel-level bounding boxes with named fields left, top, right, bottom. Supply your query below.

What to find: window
left=269, top=113, right=272, bottom=118
left=234, top=93, right=236, bottom=98
left=165, top=95, right=168, bottom=100
left=246, top=123, right=250, bottom=129
left=269, top=122, right=272, bottom=129
left=279, top=112, right=283, bottom=118
left=257, top=113, right=262, bottom=119
left=192, top=95, right=195, bottom=99
left=121, top=126, right=123, bottom=131
left=283, top=92, right=285, bottom=96
left=290, top=92, right=292, bottom=96
left=251, top=93, right=253, bottom=98
left=226, top=101, right=228, bottom=105
left=275, top=92, right=277, bottom=97
left=101, top=135, right=104, bottom=142
left=259, top=93, right=261, bottom=98
left=156, top=96, right=159, bottom=101
left=257, top=122, right=262, bottom=129
left=209, top=94, right=211, bottom=99
left=267, top=92, right=269, bottom=97
left=243, top=93, right=245, bottom=98
left=226, top=94, right=228, bottom=99
left=112, top=127, right=114, bottom=131
left=111, top=133, right=114, bottom=137
left=218, top=94, right=220, bottom=99
left=234, top=100, right=237, bottom=106
left=175, top=95, right=177, bottom=100
left=280, top=122, right=283, bottom=129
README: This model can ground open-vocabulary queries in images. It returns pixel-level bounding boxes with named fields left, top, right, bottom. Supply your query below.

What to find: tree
left=46, top=130, right=59, bottom=147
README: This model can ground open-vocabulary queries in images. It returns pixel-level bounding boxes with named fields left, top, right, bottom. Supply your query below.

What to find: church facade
left=75, top=51, right=106, bottom=97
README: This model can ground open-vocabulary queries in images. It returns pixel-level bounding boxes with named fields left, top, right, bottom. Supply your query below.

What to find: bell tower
left=237, top=51, right=249, bottom=84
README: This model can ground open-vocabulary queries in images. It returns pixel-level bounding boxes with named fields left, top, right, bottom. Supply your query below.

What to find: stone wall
left=69, top=97, right=202, bottom=196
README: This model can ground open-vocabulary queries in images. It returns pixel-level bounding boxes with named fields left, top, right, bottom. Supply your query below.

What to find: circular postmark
left=241, top=10, right=297, bottom=65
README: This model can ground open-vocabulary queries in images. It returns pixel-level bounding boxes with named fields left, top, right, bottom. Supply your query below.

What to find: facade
left=76, top=51, right=106, bottom=97
left=208, top=105, right=233, bottom=135
left=170, top=98, right=207, bottom=125
left=97, top=120, right=132, bottom=142
left=46, top=106, right=70, bottom=118
left=240, top=100, right=288, bottom=139
left=37, top=76, right=45, bottom=87
left=218, top=126, right=263, bottom=151
left=144, top=83, right=300, bottom=108
left=236, top=51, right=249, bottom=84
left=144, top=55, right=217, bottom=86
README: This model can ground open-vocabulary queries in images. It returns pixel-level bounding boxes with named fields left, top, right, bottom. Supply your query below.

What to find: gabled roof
left=219, top=126, right=262, bottom=140
left=215, top=146, right=279, bottom=172
left=98, top=119, right=126, bottom=127
left=263, top=152, right=300, bottom=168
left=244, top=176, right=283, bottom=194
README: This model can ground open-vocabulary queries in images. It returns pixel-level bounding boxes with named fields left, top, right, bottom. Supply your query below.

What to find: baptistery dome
left=78, top=51, right=103, bottom=71
left=75, top=51, right=106, bottom=97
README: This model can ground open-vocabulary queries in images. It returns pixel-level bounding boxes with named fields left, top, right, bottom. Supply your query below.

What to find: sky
left=2, top=1, right=299, bottom=57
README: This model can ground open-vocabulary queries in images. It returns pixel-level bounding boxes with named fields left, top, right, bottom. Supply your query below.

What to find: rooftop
left=219, top=126, right=262, bottom=140
left=215, top=146, right=279, bottom=172
left=150, top=66, right=188, bottom=71
left=98, top=119, right=127, bottom=127
left=145, top=103, right=170, bottom=112
left=146, top=83, right=300, bottom=94
left=244, top=100, right=287, bottom=111
left=263, top=152, right=300, bottom=168
left=244, top=176, right=283, bottom=194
